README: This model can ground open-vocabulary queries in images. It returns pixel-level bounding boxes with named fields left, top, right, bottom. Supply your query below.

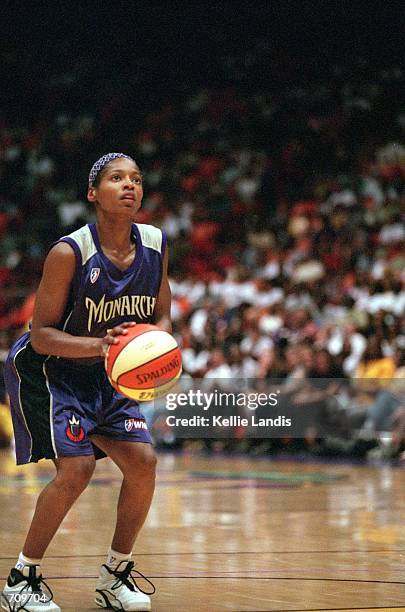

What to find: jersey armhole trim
left=58, top=238, right=83, bottom=300
left=161, top=230, right=167, bottom=259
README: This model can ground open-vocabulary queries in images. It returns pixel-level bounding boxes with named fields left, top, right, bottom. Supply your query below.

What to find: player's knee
left=54, top=456, right=96, bottom=494
left=144, top=450, right=157, bottom=471
left=126, top=446, right=157, bottom=476
left=136, top=447, right=157, bottom=472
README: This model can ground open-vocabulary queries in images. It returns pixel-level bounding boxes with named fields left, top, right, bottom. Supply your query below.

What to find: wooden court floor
left=0, top=448, right=404, bottom=611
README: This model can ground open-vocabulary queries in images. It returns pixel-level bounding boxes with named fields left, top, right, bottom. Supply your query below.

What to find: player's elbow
left=154, top=315, right=172, bottom=334
left=30, top=328, right=50, bottom=355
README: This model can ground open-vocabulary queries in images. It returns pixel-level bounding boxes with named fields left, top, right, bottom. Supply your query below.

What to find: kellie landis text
left=165, top=415, right=292, bottom=428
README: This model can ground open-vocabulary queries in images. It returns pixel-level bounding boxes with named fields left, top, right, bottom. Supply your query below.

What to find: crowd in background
left=0, top=43, right=404, bottom=458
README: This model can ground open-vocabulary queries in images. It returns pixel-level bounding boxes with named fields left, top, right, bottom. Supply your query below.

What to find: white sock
left=106, top=547, right=132, bottom=568
left=15, top=552, right=42, bottom=576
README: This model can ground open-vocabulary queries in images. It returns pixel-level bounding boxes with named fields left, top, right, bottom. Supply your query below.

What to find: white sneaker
left=1, top=566, right=60, bottom=611
left=95, top=561, right=154, bottom=611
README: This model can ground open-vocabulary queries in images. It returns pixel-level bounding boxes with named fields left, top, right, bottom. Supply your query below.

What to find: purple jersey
left=58, top=223, right=166, bottom=358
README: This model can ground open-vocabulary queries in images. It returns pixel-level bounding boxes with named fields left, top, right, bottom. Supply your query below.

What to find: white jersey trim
left=63, top=225, right=97, bottom=266
left=136, top=224, right=162, bottom=253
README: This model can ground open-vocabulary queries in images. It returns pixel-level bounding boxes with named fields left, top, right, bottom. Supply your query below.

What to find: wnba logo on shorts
left=66, top=415, right=85, bottom=442
left=125, top=419, right=148, bottom=432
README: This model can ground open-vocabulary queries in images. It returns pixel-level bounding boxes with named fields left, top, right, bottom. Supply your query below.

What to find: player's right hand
left=100, top=322, right=136, bottom=356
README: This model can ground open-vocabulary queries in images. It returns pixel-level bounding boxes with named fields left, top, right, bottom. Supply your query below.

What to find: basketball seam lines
left=116, top=346, right=180, bottom=387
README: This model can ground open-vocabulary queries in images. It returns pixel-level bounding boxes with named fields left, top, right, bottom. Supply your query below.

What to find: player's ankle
left=15, top=551, right=42, bottom=574
left=105, top=547, right=132, bottom=568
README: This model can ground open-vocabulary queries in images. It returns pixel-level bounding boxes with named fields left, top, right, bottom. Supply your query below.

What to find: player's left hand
left=100, top=322, right=136, bottom=356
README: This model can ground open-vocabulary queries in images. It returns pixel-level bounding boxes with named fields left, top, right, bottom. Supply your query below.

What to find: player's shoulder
left=44, top=240, right=77, bottom=277
left=47, top=240, right=76, bottom=261
left=57, top=224, right=97, bottom=266
left=135, top=223, right=164, bottom=253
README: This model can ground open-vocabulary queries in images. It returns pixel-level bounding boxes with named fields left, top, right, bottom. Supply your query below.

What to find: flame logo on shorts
left=66, top=414, right=85, bottom=442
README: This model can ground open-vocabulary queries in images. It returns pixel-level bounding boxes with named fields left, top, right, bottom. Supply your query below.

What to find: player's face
left=88, top=158, right=143, bottom=218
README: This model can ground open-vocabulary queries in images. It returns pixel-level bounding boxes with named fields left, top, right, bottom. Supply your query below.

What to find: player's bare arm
left=152, top=246, right=172, bottom=333
left=30, top=243, right=131, bottom=358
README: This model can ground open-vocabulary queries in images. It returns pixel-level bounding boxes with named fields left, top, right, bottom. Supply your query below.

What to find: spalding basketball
left=105, top=324, right=182, bottom=401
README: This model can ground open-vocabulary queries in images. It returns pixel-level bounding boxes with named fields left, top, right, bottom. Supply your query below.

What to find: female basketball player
left=2, top=153, right=170, bottom=611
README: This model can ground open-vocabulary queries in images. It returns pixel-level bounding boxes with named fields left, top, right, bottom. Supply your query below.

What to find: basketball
left=105, top=324, right=182, bottom=401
